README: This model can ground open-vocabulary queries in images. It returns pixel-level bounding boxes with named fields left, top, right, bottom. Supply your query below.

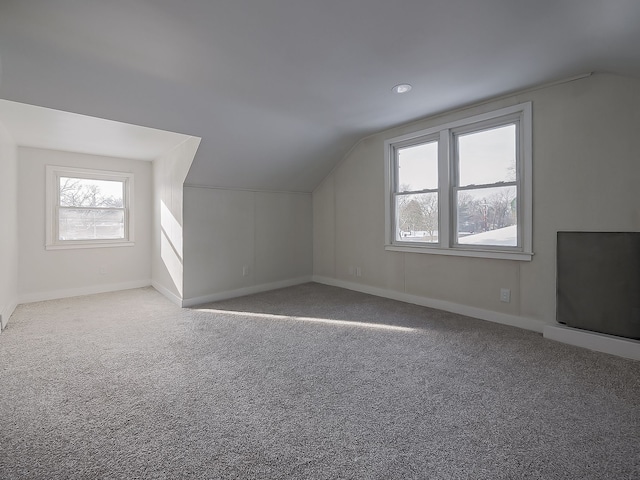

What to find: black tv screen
left=557, top=232, right=640, bottom=339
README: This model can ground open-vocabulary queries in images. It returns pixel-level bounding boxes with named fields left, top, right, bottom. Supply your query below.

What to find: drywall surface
left=0, top=121, right=18, bottom=329
left=182, top=187, right=312, bottom=304
left=313, top=73, right=640, bottom=327
left=312, top=176, right=335, bottom=279
left=151, top=137, right=200, bottom=303
left=17, top=147, right=152, bottom=301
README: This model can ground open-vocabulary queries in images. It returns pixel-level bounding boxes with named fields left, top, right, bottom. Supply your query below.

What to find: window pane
left=457, top=124, right=516, bottom=187
left=395, top=192, right=438, bottom=243
left=456, top=186, right=517, bottom=246
left=397, top=141, right=438, bottom=192
left=59, top=177, right=124, bottom=208
left=59, top=209, right=125, bottom=240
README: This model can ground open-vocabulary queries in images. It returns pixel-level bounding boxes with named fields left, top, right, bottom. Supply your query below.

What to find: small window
left=46, top=166, right=134, bottom=249
left=384, top=103, right=532, bottom=261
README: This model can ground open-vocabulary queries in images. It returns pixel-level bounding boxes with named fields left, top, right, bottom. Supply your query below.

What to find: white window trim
left=384, top=102, right=533, bottom=261
left=45, top=165, right=135, bottom=250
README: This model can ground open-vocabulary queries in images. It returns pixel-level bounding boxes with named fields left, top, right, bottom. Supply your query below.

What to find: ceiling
left=0, top=99, right=193, bottom=161
left=1, top=0, right=639, bottom=192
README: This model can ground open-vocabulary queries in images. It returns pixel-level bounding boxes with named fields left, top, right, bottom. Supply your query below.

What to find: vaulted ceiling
left=1, top=0, right=639, bottom=192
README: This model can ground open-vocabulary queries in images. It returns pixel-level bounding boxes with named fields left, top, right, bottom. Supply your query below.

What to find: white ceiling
left=1, top=0, right=639, bottom=192
left=0, top=99, right=193, bottom=161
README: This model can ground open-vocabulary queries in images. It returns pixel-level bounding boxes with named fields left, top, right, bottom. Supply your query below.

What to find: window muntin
left=384, top=102, right=532, bottom=260
left=46, top=166, right=134, bottom=249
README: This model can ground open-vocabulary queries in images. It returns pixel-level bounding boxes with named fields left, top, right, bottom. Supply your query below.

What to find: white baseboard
left=1, top=299, right=18, bottom=331
left=18, top=279, right=152, bottom=305
left=151, top=281, right=183, bottom=306
left=312, top=275, right=546, bottom=333
left=182, top=276, right=313, bottom=308
left=543, top=323, right=640, bottom=361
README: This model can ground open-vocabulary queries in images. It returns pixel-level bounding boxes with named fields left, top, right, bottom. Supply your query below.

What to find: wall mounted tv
left=556, top=232, right=640, bottom=340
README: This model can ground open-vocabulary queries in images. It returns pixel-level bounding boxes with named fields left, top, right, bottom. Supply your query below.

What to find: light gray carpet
left=0, top=283, right=638, bottom=479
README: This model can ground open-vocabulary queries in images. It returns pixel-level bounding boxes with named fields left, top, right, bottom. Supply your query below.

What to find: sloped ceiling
left=1, top=0, right=639, bottom=192
left=0, top=99, right=193, bottom=161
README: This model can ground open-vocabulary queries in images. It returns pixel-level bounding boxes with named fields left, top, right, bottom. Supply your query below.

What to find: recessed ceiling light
left=392, top=83, right=412, bottom=94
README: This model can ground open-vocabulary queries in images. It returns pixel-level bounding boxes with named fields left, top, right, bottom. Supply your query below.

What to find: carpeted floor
left=0, top=283, right=638, bottom=479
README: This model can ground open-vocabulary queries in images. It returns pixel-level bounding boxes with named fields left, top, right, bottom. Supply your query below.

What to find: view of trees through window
left=395, top=140, right=439, bottom=243
left=456, top=186, right=517, bottom=245
left=395, top=123, right=518, bottom=247
left=397, top=186, right=517, bottom=244
left=396, top=190, right=438, bottom=242
left=58, top=176, right=125, bottom=241
left=455, top=124, right=517, bottom=246
left=388, top=104, right=530, bottom=255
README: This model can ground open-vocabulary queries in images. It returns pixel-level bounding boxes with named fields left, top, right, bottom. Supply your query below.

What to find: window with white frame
left=46, top=166, right=134, bottom=249
left=384, top=103, right=532, bottom=261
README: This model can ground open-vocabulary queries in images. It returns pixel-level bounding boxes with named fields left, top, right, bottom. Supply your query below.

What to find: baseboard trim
left=151, top=281, right=183, bottom=306
left=312, top=275, right=546, bottom=333
left=1, top=299, right=18, bottom=331
left=543, top=324, right=640, bottom=361
left=18, top=280, right=152, bottom=305
left=182, top=276, right=313, bottom=308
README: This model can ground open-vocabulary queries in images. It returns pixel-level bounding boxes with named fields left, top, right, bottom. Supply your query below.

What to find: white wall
left=151, top=137, right=200, bottom=304
left=17, top=147, right=153, bottom=302
left=182, top=187, right=313, bottom=306
left=313, top=73, right=640, bottom=331
left=0, top=121, right=18, bottom=329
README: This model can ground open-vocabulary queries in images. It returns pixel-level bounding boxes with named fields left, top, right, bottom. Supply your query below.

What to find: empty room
left=1, top=1, right=639, bottom=478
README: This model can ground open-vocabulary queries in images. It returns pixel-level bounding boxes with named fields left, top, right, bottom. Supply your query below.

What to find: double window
left=46, top=166, right=134, bottom=249
left=385, top=103, right=532, bottom=260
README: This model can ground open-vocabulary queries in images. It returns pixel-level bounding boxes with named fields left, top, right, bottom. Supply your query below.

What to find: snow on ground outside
left=458, top=225, right=517, bottom=246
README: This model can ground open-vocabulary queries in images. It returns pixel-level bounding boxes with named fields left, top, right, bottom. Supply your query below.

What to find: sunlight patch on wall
left=160, top=200, right=183, bottom=294
left=161, top=200, right=183, bottom=259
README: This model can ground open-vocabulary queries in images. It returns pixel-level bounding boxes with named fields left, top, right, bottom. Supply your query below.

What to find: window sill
left=385, top=244, right=533, bottom=261
left=45, top=241, right=135, bottom=251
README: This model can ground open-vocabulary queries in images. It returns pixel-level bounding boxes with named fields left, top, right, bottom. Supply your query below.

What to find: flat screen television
left=557, top=232, right=640, bottom=339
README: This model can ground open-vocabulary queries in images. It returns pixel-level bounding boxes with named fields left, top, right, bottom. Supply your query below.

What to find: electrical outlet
left=356, top=267, right=362, bottom=277
left=98, top=266, right=107, bottom=275
left=500, top=288, right=511, bottom=303
left=242, top=266, right=249, bottom=277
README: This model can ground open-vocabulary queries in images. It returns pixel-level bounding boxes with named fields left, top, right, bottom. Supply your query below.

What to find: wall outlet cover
left=500, top=288, right=511, bottom=303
